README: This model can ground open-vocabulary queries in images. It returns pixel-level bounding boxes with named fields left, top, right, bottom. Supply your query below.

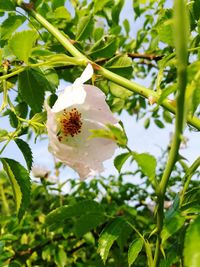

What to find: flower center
left=57, top=108, right=82, bottom=141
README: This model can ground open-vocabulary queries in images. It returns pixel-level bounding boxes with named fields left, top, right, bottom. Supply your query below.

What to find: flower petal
left=46, top=64, right=118, bottom=179
left=74, top=63, right=93, bottom=85
left=46, top=103, right=117, bottom=179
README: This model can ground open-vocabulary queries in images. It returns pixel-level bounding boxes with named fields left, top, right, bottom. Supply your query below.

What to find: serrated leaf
left=114, top=152, right=131, bottom=173
left=76, top=14, right=94, bottom=41
left=18, top=68, right=45, bottom=113
left=0, top=0, right=15, bottom=11
left=74, top=213, right=105, bottom=237
left=128, top=238, right=143, bottom=267
left=1, top=158, right=31, bottom=220
left=98, top=217, right=128, bottom=264
left=46, top=200, right=104, bottom=227
left=9, top=30, right=38, bottom=63
left=184, top=215, right=200, bottom=267
left=15, top=139, right=33, bottom=171
left=104, top=55, right=133, bottom=79
left=133, top=153, right=157, bottom=182
left=89, top=37, right=118, bottom=60
left=0, top=15, right=26, bottom=40
left=54, top=6, right=71, bottom=20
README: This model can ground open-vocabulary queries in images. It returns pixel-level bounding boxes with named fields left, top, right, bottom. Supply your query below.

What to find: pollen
left=57, top=108, right=82, bottom=140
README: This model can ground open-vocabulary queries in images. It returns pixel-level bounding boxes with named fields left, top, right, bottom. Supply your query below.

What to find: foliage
left=0, top=0, right=200, bottom=266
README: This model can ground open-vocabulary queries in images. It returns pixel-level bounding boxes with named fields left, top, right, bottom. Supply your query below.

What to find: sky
left=0, top=0, right=200, bottom=188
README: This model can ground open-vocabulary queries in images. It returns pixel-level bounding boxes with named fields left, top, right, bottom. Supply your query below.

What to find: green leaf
left=74, top=213, right=105, bottom=237
left=41, top=67, right=59, bottom=92
left=9, top=30, right=38, bottom=63
left=98, top=217, right=129, bottom=263
left=111, top=0, right=124, bottom=24
left=123, top=19, right=130, bottom=35
left=54, top=6, right=71, bottom=20
left=29, top=111, right=47, bottom=135
left=161, top=212, right=185, bottom=243
left=93, top=0, right=111, bottom=13
left=0, top=15, right=26, bottom=40
left=109, top=82, right=133, bottom=99
left=90, top=124, right=127, bottom=148
left=18, top=68, right=45, bottom=113
left=1, top=158, right=31, bottom=220
left=0, top=129, right=8, bottom=143
left=154, top=119, right=165, bottom=128
left=93, top=27, right=104, bottom=42
left=157, top=19, right=173, bottom=46
left=15, top=139, right=33, bottom=171
left=133, top=153, right=157, bottom=182
left=128, top=238, right=143, bottom=267
left=46, top=200, right=104, bottom=227
left=184, top=215, right=200, bottom=267
left=89, top=37, right=118, bottom=60
left=0, top=0, right=15, bottom=11
left=114, top=152, right=131, bottom=173
left=54, top=246, right=67, bottom=267
left=104, top=55, right=133, bottom=79
left=157, top=84, right=177, bottom=104
left=52, top=0, right=65, bottom=9
left=110, top=97, right=125, bottom=112
left=76, top=14, right=94, bottom=41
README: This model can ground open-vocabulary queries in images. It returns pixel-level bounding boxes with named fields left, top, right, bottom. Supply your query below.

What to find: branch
left=15, top=3, right=200, bottom=131
left=127, top=53, right=163, bottom=61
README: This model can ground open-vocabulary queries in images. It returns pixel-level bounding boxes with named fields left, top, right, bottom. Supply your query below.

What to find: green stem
left=153, top=1, right=188, bottom=266
left=180, top=156, right=200, bottom=206
left=0, top=63, right=9, bottom=112
left=17, top=5, right=200, bottom=131
left=29, top=9, right=86, bottom=60
left=0, top=57, right=84, bottom=81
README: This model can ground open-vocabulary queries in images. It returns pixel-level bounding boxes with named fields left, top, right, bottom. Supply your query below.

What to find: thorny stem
left=153, top=1, right=188, bottom=266
left=0, top=61, right=9, bottom=112
left=16, top=3, right=200, bottom=131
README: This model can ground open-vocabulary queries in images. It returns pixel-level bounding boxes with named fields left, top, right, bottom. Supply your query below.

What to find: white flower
left=46, top=64, right=118, bottom=179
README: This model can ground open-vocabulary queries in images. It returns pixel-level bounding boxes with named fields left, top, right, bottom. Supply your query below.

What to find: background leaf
left=114, top=152, right=131, bottom=172
left=1, top=158, right=31, bottom=220
left=76, top=14, right=94, bottom=41
left=18, top=68, right=46, bottom=113
left=98, top=217, right=129, bottom=264
left=128, top=238, right=143, bottom=267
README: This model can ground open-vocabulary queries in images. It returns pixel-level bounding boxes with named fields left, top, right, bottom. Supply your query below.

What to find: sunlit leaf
left=1, top=158, right=31, bottom=220
left=9, top=30, right=38, bottom=63
left=128, top=238, right=143, bottom=267
left=98, top=217, right=129, bottom=264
